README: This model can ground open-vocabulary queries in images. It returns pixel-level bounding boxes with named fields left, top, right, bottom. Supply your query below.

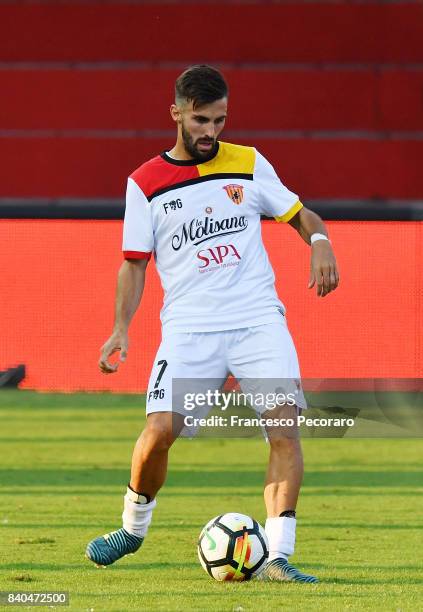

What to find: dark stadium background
left=0, top=1, right=421, bottom=391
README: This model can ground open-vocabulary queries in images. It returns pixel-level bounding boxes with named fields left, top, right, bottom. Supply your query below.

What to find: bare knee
left=269, top=436, right=302, bottom=457
left=140, top=413, right=177, bottom=454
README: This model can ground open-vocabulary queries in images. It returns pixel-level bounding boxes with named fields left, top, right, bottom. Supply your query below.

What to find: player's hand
left=98, top=330, right=129, bottom=374
left=308, top=241, right=339, bottom=297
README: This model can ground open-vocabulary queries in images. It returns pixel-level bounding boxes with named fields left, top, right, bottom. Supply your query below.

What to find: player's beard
left=181, top=122, right=218, bottom=162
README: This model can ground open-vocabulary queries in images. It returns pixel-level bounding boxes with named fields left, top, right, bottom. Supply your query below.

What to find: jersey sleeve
left=122, top=177, right=154, bottom=260
left=254, top=149, right=303, bottom=222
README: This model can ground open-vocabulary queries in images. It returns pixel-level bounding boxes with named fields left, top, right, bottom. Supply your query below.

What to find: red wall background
left=1, top=2, right=422, bottom=201
left=0, top=219, right=421, bottom=391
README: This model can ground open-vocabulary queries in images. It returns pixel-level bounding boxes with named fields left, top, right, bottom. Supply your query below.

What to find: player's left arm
left=288, top=206, right=339, bottom=297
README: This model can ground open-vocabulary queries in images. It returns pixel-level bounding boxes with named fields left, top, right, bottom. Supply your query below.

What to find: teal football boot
left=86, top=528, right=143, bottom=567
left=257, top=558, right=318, bottom=583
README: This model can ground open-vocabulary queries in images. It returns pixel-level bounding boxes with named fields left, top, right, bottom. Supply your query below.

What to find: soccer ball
left=198, top=512, right=268, bottom=581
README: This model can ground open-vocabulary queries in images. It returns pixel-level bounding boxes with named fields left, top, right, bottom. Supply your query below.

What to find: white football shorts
left=145, top=318, right=307, bottom=420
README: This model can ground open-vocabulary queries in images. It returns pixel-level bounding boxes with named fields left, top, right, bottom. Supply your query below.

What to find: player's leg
left=85, top=411, right=184, bottom=567
left=260, top=406, right=316, bottom=582
left=129, top=411, right=183, bottom=497
left=86, top=331, right=227, bottom=567
left=228, top=322, right=317, bottom=583
left=263, top=403, right=303, bottom=518
left=85, top=334, right=187, bottom=567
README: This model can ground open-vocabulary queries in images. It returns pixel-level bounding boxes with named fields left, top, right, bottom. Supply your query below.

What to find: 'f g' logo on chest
left=163, top=198, right=183, bottom=214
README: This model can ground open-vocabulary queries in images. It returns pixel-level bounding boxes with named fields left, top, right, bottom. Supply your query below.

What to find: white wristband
left=310, top=233, right=330, bottom=244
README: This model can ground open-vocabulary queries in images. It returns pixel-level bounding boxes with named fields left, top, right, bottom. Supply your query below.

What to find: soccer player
left=86, top=65, right=339, bottom=582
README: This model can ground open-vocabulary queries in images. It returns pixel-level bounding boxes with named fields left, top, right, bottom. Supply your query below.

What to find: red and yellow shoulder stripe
left=129, top=142, right=256, bottom=201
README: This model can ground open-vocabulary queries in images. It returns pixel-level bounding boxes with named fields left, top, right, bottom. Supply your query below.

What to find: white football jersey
left=123, top=141, right=302, bottom=336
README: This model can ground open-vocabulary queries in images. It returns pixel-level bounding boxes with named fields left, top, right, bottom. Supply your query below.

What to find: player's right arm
left=99, top=175, right=154, bottom=374
left=99, top=258, right=148, bottom=374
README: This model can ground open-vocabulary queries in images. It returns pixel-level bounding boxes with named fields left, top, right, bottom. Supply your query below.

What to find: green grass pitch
left=0, top=391, right=422, bottom=611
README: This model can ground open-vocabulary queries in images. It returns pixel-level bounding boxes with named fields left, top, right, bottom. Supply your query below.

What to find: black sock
left=127, top=483, right=151, bottom=504
left=279, top=510, right=296, bottom=518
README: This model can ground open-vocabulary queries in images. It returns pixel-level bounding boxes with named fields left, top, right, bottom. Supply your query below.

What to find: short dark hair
left=175, top=65, right=228, bottom=109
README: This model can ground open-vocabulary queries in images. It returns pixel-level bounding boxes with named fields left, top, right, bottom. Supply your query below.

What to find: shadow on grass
left=2, top=489, right=421, bottom=499
left=2, top=561, right=198, bottom=571
left=326, top=576, right=423, bottom=585
left=2, top=523, right=201, bottom=530
left=3, top=522, right=421, bottom=531
left=3, top=562, right=421, bottom=587
left=303, top=522, right=423, bottom=530
left=0, top=390, right=146, bottom=410
left=0, top=468, right=422, bottom=488
left=300, top=562, right=423, bottom=571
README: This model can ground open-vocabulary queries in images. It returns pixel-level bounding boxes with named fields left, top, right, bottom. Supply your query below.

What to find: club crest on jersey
left=223, top=184, right=244, bottom=204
